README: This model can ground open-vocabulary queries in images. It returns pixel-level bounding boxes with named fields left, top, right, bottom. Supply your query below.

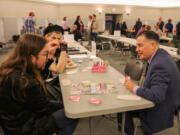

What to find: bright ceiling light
left=42, top=0, right=180, bottom=7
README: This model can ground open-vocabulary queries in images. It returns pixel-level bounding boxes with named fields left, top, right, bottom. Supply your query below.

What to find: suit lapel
left=144, top=48, right=161, bottom=87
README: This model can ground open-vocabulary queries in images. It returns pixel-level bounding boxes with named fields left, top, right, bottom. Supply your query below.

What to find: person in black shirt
left=116, top=20, right=122, bottom=31
left=0, top=34, right=78, bottom=135
left=121, top=21, right=128, bottom=35
left=157, top=17, right=164, bottom=32
left=43, top=25, right=67, bottom=79
left=69, top=25, right=82, bottom=41
left=133, top=18, right=142, bottom=36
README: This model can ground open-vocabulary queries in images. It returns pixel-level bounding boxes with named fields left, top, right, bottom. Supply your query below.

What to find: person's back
left=25, top=12, right=36, bottom=34
left=0, top=71, right=45, bottom=135
left=134, top=18, right=142, bottom=35
left=121, top=22, right=127, bottom=35
left=165, top=19, right=173, bottom=33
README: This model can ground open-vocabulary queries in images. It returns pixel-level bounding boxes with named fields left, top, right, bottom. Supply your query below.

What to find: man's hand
left=46, top=40, right=60, bottom=59
left=124, top=77, right=136, bottom=92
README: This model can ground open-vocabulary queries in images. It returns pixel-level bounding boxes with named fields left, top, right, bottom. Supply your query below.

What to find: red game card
left=69, top=96, right=81, bottom=102
left=88, top=98, right=102, bottom=105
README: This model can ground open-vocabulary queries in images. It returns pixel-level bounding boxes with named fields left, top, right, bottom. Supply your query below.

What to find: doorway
left=105, top=14, right=122, bottom=35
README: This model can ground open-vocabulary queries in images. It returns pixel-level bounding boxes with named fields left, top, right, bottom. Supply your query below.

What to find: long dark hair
left=0, top=34, right=47, bottom=99
left=76, top=16, right=80, bottom=22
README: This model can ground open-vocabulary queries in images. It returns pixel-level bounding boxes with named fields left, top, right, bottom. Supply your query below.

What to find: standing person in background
left=87, top=15, right=92, bottom=45
left=133, top=18, right=142, bottom=36
left=116, top=20, right=122, bottom=31
left=165, top=19, right=173, bottom=34
left=157, top=17, right=164, bottom=32
left=121, top=21, right=127, bottom=35
left=61, top=17, right=69, bottom=32
left=74, top=16, right=84, bottom=33
left=91, top=14, right=99, bottom=41
left=25, top=11, right=37, bottom=34
left=69, top=25, right=82, bottom=41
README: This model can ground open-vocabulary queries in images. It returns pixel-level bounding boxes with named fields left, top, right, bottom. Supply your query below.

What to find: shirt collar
left=148, top=49, right=158, bottom=64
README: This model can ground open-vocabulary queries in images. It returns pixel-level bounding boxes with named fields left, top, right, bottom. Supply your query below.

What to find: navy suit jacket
left=136, top=48, right=180, bottom=134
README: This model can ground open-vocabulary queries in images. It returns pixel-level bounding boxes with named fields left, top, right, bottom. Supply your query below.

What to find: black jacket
left=74, top=20, right=84, bottom=32
left=0, top=71, right=61, bottom=135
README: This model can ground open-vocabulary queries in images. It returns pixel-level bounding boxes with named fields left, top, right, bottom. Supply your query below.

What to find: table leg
left=121, top=112, right=126, bottom=135
left=89, top=117, right=93, bottom=135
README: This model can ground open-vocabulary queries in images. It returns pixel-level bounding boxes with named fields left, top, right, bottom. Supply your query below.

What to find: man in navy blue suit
left=118, top=31, right=180, bottom=135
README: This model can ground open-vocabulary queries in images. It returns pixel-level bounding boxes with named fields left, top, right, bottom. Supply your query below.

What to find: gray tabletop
left=59, top=42, right=154, bottom=118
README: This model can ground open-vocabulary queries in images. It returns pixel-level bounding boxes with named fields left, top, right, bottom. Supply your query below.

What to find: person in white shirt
left=154, top=25, right=162, bottom=37
left=87, top=15, right=92, bottom=45
left=61, top=17, right=69, bottom=32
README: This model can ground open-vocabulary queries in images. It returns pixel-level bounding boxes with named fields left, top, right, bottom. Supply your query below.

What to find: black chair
left=130, top=46, right=138, bottom=58
left=117, top=42, right=131, bottom=55
left=0, top=42, right=6, bottom=49
left=124, top=59, right=144, bottom=81
left=124, top=59, right=146, bottom=135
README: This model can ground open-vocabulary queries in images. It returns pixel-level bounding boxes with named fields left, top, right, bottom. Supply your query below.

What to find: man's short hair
left=93, top=14, right=96, bottom=18
left=43, top=25, right=64, bottom=36
left=136, top=31, right=160, bottom=43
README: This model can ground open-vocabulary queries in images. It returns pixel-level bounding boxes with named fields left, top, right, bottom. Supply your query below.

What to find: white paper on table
left=119, top=77, right=125, bottom=84
left=63, top=34, right=74, bottom=42
left=61, top=79, right=71, bottom=86
left=69, top=55, right=87, bottom=59
left=66, top=69, right=78, bottom=75
left=89, top=55, right=97, bottom=59
left=114, top=30, right=121, bottom=36
left=117, top=95, right=142, bottom=101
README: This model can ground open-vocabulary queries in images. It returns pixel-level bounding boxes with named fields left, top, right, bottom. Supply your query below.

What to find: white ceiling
left=28, top=0, right=180, bottom=7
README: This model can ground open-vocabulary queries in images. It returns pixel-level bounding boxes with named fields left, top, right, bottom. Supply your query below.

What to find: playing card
left=69, top=96, right=81, bottom=102
left=88, top=98, right=102, bottom=105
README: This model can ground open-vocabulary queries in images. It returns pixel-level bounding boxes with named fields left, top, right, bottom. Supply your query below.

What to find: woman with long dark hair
left=0, top=34, right=78, bottom=135
left=74, top=15, right=84, bottom=33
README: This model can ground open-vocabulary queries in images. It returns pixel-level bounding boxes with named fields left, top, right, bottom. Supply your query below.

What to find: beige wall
left=0, top=0, right=180, bottom=41
left=58, top=5, right=161, bottom=30
left=161, top=8, right=180, bottom=27
left=0, top=0, right=58, bottom=18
